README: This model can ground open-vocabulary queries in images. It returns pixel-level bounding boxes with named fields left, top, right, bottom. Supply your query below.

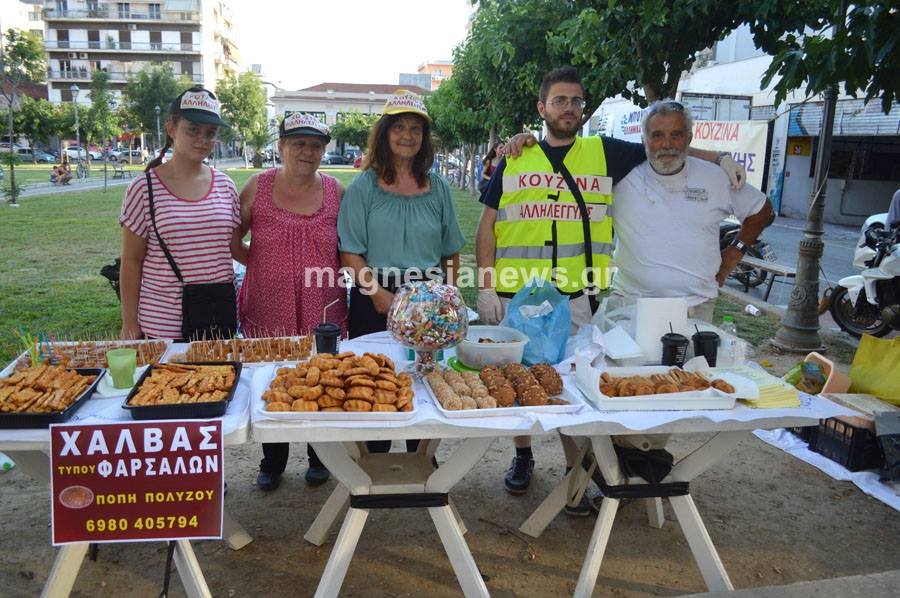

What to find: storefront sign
left=690, top=120, right=769, bottom=190
left=50, top=420, right=223, bottom=545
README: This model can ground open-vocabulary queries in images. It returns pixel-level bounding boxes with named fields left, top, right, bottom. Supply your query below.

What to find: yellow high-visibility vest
left=495, top=136, right=613, bottom=294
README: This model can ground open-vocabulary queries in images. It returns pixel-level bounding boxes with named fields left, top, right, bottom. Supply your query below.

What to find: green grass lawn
left=0, top=168, right=483, bottom=363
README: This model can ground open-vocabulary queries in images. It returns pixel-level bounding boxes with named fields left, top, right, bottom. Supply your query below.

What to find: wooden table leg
left=40, top=543, right=88, bottom=598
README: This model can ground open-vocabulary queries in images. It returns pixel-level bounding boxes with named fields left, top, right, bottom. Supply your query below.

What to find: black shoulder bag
left=145, top=171, right=237, bottom=341
left=538, top=146, right=603, bottom=315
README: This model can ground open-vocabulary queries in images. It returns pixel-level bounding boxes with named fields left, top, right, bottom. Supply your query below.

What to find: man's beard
left=545, top=113, right=581, bottom=140
left=646, top=145, right=687, bottom=175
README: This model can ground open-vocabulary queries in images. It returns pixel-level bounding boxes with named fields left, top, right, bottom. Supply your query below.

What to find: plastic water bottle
left=0, top=452, right=14, bottom=473
left=720, top=316, right=743, bottom=366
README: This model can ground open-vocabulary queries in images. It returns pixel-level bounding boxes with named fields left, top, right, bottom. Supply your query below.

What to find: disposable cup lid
left=661, top=333, right=688, bottom=345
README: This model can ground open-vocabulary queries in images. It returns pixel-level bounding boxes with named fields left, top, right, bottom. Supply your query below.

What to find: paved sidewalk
left=685, top=569, right=900, bottom=597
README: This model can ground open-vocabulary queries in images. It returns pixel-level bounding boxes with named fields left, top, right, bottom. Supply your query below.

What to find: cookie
left=347, top=386, right=374, bottom=401
left=291, top=399, right=319, bottom=411
left=343, top=400, right=372, bottom=412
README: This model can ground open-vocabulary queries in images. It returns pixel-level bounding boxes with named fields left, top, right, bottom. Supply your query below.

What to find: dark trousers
left=259, top=443, right=324, bottom=474
left=349, top=286, right=420, bottom=454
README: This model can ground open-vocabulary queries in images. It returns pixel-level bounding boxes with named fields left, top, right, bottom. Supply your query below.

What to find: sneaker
left=304, top=463, right=330, bottom=486
left=504, top=456, right=534, bottom=494
left=564, top=493, right=592, bottom=517
left=256, top=471, right=281, bottom=491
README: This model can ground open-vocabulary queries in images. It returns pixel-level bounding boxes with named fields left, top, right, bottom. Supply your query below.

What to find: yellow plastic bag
left=849, top=334, right=900, bottom=406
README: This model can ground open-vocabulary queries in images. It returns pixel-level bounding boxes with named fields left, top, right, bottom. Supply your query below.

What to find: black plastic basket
left=787, top=425, right=818, bottom=444
left=809, top=418, right=885, bottom=472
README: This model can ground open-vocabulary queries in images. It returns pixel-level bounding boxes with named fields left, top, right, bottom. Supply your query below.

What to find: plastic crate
left=787, top=425, right=817, bottom=444
left=809, top=417, right=884, bottom=472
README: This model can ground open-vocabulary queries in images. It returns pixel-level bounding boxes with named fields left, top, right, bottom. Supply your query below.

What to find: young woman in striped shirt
left=119, top=87, right=241, bottom=340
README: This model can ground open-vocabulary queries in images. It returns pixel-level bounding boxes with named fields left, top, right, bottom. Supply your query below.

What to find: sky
left=229, top=0, right=474, bottom=90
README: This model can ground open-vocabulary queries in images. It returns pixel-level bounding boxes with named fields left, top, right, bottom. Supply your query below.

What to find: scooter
left=719, top=216, right=776, bottom=288
left=829, top=212, right=900, bottom=337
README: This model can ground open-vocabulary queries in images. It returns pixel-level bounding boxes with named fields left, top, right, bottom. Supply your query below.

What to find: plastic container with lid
left=454, top=325, right=529, bottom=369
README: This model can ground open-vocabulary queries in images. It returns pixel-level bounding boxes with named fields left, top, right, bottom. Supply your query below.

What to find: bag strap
left=537, top=143, right=600, bottom=314
left=145, top=170, right=184, bottom=283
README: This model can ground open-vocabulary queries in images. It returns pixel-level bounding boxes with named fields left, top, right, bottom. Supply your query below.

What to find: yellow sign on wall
left=788, top=137, right=811, bottom=156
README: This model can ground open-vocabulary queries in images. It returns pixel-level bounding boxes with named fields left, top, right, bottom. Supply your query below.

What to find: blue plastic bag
left=502, top=281, right=571, bottom=365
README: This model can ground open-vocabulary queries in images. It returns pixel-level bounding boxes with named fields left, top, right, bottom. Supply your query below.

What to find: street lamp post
left=70, top=84, right=80, bottom=162
left=270, top=117, right=277, bottom=168
left=154, top=105, right=161, bottom=153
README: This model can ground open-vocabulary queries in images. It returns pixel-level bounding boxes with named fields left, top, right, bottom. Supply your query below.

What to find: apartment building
left=416, top=60, right=453, bottom=91
left=41, top=0, right=240, bottom=105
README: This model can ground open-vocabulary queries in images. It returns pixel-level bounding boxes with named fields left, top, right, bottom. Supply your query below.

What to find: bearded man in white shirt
left=610, top=100, right=774, bottom=323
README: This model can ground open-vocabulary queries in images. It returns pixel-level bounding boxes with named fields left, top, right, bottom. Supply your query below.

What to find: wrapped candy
left=387, top=281, right=468, bottom=375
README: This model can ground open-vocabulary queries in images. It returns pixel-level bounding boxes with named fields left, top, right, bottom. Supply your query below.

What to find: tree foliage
left=83, top=71, right=121, bottom=154
left=216, top=71, right=267, bottom=167
left=554, top=1, right=745, bottom=106
left=13, top=97, right=56, bottom=161
left=0, top=28, right=45, bottom=101
left=460, top=0, right=576, bottom=134
left=329, top=111, right=380, bottom=150
left=750, top=0, right=899, bottom=113
left=124, top=64, right=184, bottom=143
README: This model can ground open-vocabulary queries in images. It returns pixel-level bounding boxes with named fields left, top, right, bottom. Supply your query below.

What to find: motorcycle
left=829, top=213, right=900, bottom=337
left=719, top=216, right=776, bottom=288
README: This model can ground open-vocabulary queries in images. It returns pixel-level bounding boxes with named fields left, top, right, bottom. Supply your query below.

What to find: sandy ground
left=2, top=345, right=899, bottom=597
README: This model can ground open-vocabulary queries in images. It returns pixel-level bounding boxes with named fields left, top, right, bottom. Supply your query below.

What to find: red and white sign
left=50, top=420, right=223, bottom=545
left=690, top=120, right=769, bottom=190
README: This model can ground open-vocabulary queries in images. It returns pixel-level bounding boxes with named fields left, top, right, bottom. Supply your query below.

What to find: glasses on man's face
left=547, top=96, right=585, bottom=110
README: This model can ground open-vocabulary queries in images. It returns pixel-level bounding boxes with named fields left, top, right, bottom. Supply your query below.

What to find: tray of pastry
left=167, top=336, right=314, bottom=365
left=423, top=363, right=583, bottom=418
left=3, top=340, right=169, bottom=375
left=123, top=362, right=241, bottom=420
left=257, top=351, right=416, bottom=420
left=0, top=365, right=104, bottom=428
left=574, top=357, right=747, bottom=411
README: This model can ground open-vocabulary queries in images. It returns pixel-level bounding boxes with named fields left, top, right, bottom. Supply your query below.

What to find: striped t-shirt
left=119, top=168, right=240, bottom=339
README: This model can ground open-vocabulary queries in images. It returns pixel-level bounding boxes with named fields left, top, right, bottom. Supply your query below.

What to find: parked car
left=14, top=148, right=55, bottom=163
left=320, top=152, right=350, bottom=165
left=111, top=149, right=145, bottom=163
left=65, top=145, right=100, bottom=160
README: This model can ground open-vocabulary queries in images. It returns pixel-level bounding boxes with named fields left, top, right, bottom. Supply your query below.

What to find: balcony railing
left=46, top=40, right=200, bottom=53
left=48, top=68, right=203, bottom=83
left=43, top=8, right=200, bottom=23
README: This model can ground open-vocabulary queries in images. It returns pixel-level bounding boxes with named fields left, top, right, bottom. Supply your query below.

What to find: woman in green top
left=338, top=90, right=465, bottom=338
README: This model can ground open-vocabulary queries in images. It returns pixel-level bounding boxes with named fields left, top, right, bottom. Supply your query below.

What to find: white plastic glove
left=718, top=154, right=746, bottom=189
left=476, top=288, right=504, bottom=325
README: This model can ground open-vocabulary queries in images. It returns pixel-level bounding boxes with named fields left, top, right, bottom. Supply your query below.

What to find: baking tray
left=122, top=361, right=242, bottom=420
left=253, top=366, right=417, bottom=421
left=0, top=368, right=105, bottom=429
left=574, top=357, right=741, bottom=411
left=423, top=377, right=584, bottom=418
left=1, top=340, right=171, bottom=375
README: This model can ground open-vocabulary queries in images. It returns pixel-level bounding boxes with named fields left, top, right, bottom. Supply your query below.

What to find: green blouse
left=337, top=170, right=466, bottom=272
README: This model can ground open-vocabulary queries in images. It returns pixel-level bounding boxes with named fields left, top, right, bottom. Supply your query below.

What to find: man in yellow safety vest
left=475, top=67, right=746, bottom=513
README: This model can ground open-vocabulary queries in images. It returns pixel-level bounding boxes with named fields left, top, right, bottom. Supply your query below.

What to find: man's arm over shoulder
left=599, top=136, right=647, bottom=185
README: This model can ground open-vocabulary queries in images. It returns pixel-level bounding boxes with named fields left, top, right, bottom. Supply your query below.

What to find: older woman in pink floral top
left=235, top=113, right=346, bottom=491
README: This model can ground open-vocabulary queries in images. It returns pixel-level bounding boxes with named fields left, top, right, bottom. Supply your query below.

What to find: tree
left=751, top=0, right=900, bottom=114
left=124, top=64, right=183, bottom=148
left=456, top=0, right=575, bottom=134
left=84, top=71, right=122, bottom=159
left=0, top=28, right=45, bottom=204
left=427, top=75, right=489, bottom=194
left=216, top=71, right=267, bottom=168
left=553, top=1, right=749, bottom=107
left=14, top=97, right=56, bottom=162
left=329, top=111, right=380, bottom=151
left=246, top=120, right=271, bottom=168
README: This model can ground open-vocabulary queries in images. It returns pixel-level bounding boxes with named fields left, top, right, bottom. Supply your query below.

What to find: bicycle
left=76, top=159, right=90, bottom=180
